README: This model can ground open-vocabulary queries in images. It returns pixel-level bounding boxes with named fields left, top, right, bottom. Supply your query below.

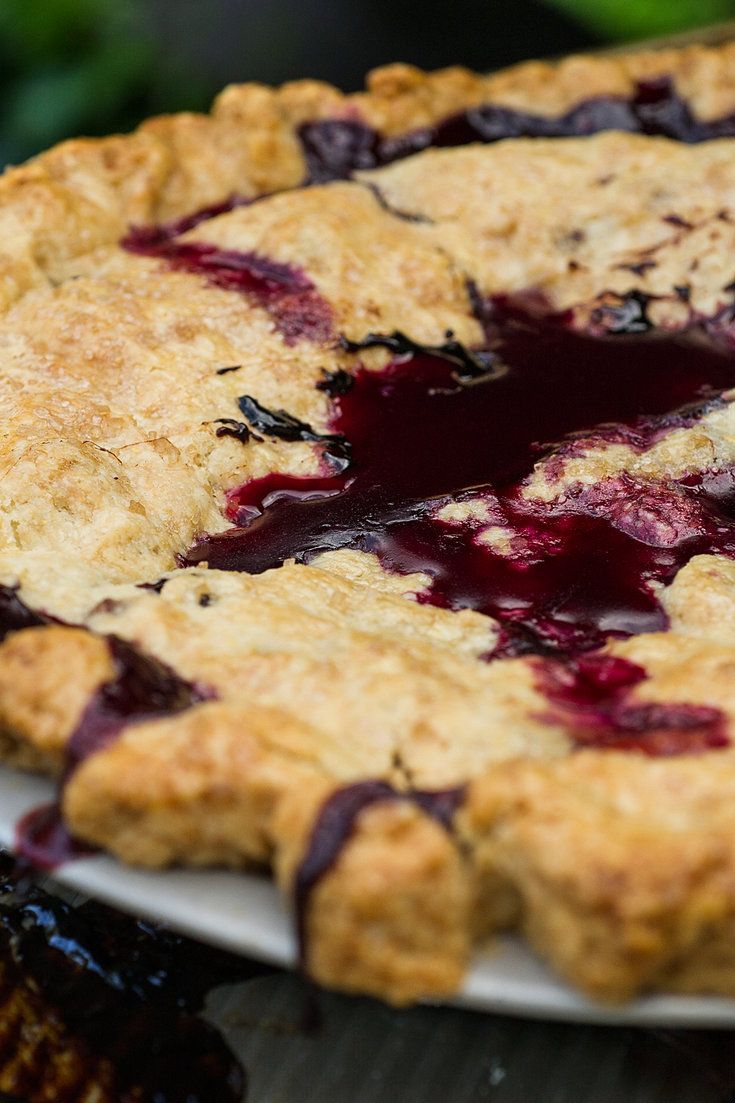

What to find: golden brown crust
left=273, top=782, right=472, bottom=1004
left=257, top=44, right=735, bottom=134
left=4, top=44, right=735, bottom=1007
left=460, top=750, right=735, bottom=1000
left=3, top=42, right=735, bottom=312
left=14, top=566, right=565, bottom=792
left=0, top=627, right=114, bottom=773
left=360, top=133, right=735, bottom=322
left=64, top=700, right=327, bottom=868
left=0, top=952, right=116, bottom=1100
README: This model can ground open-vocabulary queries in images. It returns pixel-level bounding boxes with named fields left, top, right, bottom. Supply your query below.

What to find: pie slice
left=0, top=854, right=247, bottom=1100
left=4, top=44, right=735, bottom=1006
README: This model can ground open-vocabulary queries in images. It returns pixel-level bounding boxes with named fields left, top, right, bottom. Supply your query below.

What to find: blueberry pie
left=5, top=45, right=735, bottom=1005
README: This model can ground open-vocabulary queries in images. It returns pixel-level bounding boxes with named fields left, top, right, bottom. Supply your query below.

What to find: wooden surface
left=205, top=968, right=735, bottom=1102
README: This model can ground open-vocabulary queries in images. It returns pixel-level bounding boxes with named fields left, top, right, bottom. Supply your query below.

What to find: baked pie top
left=5, top=44, right=735, bottom=1005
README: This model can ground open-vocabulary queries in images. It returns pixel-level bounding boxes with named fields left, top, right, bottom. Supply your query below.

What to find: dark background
left=1, top=0, right=734, bottom=166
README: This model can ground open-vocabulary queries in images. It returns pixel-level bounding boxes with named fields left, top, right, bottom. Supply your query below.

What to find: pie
left=0, top=853, right=248, bottom=1099
left=5, top=43, right=735, bottom=1006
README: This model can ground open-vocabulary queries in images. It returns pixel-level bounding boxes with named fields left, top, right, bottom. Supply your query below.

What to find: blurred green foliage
left=0, top=0, right=209, bottom=166
left=544, top=0, right=735, bottom=41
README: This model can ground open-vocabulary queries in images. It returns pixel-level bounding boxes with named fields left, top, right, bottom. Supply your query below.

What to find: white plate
left=2, top=765, right=735, bottom=1028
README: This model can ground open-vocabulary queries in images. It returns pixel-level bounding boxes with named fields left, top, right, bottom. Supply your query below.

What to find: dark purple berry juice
left=188, top=308, right=735, bottom=657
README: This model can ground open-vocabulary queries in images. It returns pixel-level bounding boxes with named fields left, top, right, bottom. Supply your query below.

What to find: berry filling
left=187, top=306, right=735, bottom=661
left=121, top=76, right=735, bottom=255
left=294, top=780, right=464, bottom=963
left=123, top=194, right=253, bottom=250
left=122, top=234, right=333, bottom=345
left=66, top=637, right=207, bottom=774
left=299, top=76, right=735, bottom=182
left=0, top=585, right=51, bottom=641
left=14, top=803, right=93, bottom=872
left=535, top=652, right=727, bottom=755
left=15, top=637, right=210, bottom=869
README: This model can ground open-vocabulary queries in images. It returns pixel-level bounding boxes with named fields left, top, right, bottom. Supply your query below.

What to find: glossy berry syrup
left=0, top=852, right=251, bottom=1101
left=187, top=307, right=735, bottom=658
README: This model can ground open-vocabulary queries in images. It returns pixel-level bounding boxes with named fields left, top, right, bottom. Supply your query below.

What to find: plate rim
left=2, top=765, right=735, bottom=1028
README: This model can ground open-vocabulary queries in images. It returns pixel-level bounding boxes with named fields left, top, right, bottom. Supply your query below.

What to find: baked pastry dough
left=4, top=44, right=735, bottom=1005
